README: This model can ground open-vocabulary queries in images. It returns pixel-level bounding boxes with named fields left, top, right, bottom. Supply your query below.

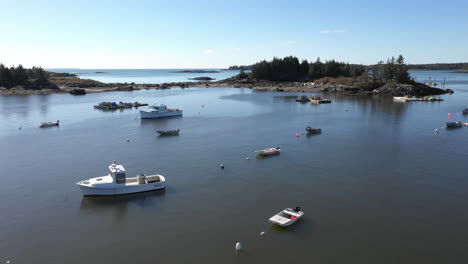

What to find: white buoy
left=246, top=157, right=250, bottom=160
left=260, top=231, right=265, bottom=236
left=435, top=129, right=438, bottom=134
left=126, top=138, right=130, bottom=142
left=236, top=242, right=241, bottom=251
left=220, top=164, right=224, bottom=169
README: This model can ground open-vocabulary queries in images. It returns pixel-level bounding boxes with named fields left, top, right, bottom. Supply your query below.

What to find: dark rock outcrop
left=189, top=77, right=215, bottom=81
left=174, top=70, right=219, bottom=73
left=69, top=88, right=86, bottom=95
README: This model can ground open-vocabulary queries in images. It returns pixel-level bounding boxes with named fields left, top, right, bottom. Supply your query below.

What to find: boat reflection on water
left=79, top=189, right=167, bottom=217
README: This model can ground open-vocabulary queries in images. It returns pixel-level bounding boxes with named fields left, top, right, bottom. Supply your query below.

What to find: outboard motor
left=294, top=207, right=301, bottom=212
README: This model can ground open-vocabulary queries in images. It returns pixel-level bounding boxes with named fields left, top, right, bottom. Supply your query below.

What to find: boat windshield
left=149, top=105, right=167, bottom=110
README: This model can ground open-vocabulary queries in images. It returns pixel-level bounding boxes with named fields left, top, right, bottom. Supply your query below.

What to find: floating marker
left=236, top=242, right=241, bottom=251
left=220, top=164, right=224, bottom=169
left=246, top=157, right=250, bottom=160
left=448, top=113, right=453, bottom=119
left=260, top=231, right=265, bottom=236
left=296, top=133, right=300, bottom=138
left=435, top=129, right=438, bottom=134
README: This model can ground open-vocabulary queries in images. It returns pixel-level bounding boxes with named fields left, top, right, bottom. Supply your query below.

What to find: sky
left=0, top=0, right=467, bottom=69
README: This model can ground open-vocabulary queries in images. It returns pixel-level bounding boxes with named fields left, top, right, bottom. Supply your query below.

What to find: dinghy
left=157, top=129, right=180, bottom=135
left=40, top=120, right=59, bottom=128
left=256, top=147, right=281, bottom=156
left=269, top=207, right=304, bottom=227
left=446, top=121, right=463, bottom=128
left=306, top=127, right=322, bottom=134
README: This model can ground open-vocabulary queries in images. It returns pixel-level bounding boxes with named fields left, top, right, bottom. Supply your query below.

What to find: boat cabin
left=109, top=162, right=126, bottom=184
left=149, top=104, right=167, bottom=111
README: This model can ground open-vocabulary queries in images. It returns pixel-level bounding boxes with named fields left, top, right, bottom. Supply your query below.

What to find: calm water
left=1, top=71, right=468, bottom=263
left=48, top=68, right=242, bottom=84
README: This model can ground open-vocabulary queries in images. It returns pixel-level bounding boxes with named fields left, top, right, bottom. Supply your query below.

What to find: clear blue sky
left=1, top=0, right=467, bottom=68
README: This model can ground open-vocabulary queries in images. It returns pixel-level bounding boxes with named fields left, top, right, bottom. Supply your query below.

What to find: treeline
left=408, top=63, right=467, bottom=70
left=0, top=64, right=49, bottom=87
left=251, top=56, right=365, bottom=81
left=370, top=55, right=412, bottom=84
left=228, top=65, right=253, bottom=70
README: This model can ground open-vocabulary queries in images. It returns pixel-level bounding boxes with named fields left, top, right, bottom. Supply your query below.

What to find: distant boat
left=76, top=161, right=166, bottom=196
left=296, top=96, right=310, bottom=102
left=310, top=95, right=331, bottom=104
left=256, top=147, right=281, bottom=156
left=140, top=104, right=183, bottom=119
left=463, top=108, right=468, bottom=114
left=306, top=127, right=322, bottom=134
left=393, top=96, right=443, bottom=102
left=40, top=120, right=59, bottom=128
left=269, top=207, right=304, bottom=227
left=157, top=129, right=180, bottom=135
left=446, top=121, right=463, bottom=128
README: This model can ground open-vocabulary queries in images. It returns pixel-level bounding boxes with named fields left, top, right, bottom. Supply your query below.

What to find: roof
left=109, top=164, right=126, bottom=173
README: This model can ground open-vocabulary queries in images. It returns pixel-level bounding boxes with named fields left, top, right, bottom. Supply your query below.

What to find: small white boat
left=256, top=147, right=281, bottom=156
left=76, top=161, right=165, bottom=196
left=157, top=129, right=180, bottom=135
left=446, top=121, right=463, bottom=128
left=40, top=120, right=59, bottom=128
left=269, top=207, right=304, bottom=227
left=140, top=104, right=183, bottom=119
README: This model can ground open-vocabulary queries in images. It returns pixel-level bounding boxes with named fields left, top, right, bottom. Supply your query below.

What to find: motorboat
left=310, top=95, right=331, bottom=104
left=40, top=120, right=59, bottom=128
left=76, top=161, right=166, bottom=196
left=140, top=104, right=183, bottom=119
left=256, top=147, right=281, bottom=156
left=446, top=121, right=463, bottom=128
left=269, top=207, right=304, bottom=227
left=157, top=129, right=180, bottom=135
left=306, top=127, right=322, bottom=134
left=296, top=96, right=310, bottom=103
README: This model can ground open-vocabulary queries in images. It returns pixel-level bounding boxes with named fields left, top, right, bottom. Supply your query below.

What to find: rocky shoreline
left=0, top=74, right=453, bottom=96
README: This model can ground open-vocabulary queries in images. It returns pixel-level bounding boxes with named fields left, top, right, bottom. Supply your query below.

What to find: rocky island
left=0, top=56, right=453, bottom=96
left=174, top=70, right=220, bottom=73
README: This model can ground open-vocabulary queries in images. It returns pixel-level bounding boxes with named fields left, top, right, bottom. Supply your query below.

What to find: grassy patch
left=49, top=77, right=105, bottom=87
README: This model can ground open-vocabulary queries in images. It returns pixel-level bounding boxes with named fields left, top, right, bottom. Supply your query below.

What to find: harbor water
left=0, top=71, right=467, bottom=263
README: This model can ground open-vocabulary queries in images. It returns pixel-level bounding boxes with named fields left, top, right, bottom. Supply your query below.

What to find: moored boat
left=310, top=95, right=331, bottom=104
left=269, top=207, right=304, bottom=227
left=463, top=108, right=468, bottom=114
left=306, top=127, right=322, bottom=134
left=256, top=147, right=281, bottom=156
left=40, top=120, right=60, bottom=128
left=157, top=129, right=180, bottom=135
left=446, top=121, right=463, bottom=128
left=296, top=95, right=310, bottom=102
left=140, top=104, right=183, bottom=119
left=76, top=161, right=166, bottom=196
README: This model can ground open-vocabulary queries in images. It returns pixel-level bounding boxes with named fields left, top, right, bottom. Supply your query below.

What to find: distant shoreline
left=0, top=76, right=452, bottom=96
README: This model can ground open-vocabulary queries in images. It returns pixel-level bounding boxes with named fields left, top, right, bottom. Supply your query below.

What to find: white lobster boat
left=140, top=104, right=183, bottom=119
left=76, top=161, right=165, bottom=196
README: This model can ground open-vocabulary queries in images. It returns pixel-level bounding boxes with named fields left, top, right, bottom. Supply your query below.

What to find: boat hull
left=78, top=182, right=165, bottom=196
left=446, top=122, right=463, bottom=128
left=140, top=110, right=183, bottom=119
